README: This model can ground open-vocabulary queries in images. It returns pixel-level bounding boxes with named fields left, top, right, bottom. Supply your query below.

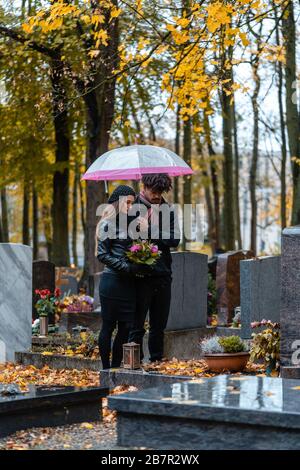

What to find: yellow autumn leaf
left=41, top=351, right=53, bottom=356
left=80, top=422, right=94, bottom=429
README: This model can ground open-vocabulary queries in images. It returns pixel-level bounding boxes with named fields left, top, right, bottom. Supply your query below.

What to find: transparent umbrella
left=81, top=144, right=194, bottom=181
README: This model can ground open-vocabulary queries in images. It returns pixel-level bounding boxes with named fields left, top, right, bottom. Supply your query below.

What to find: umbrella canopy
left=81, top=145, right=194, bottom=181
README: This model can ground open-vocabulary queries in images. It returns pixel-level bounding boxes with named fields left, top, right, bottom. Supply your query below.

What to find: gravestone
left=0, top=243, right=32, bottom=362
left=240, top=256, right=281, bottom=338
left=281, top=226, right=300, bottom=379
left=32, top=260, right=55, bottom=323
left=92, top=272, right=103, bottom=310
left=216, top=250, right=254, bottom=325
left=59, top=275, right=78, bottom=296
left=109, top=375, right=300, bottom=450
left=166, top=252, right=208, bottom=331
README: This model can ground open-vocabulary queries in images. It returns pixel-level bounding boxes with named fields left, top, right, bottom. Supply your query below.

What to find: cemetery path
left=0, top=421, right=144, bottom=450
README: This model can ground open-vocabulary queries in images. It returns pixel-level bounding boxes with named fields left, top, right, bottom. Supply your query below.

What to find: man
left=128, top=174, right=180, bottom=362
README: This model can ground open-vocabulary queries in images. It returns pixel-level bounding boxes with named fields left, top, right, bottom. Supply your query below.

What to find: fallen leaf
left=80, top=422, right=94, bottom=430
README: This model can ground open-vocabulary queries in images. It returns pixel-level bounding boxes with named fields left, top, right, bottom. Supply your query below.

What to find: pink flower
left=130, top=244, right=142, bottom=253
left=151, top=245, right=159, bottom=253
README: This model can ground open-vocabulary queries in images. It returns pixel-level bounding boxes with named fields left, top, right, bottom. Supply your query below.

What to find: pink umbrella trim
left=81, top=166, right=194, bottom=181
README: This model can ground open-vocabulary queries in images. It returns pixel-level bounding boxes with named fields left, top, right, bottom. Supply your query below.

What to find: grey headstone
left=32, top=260, right=55, bottom=322
left=166, top=252, right=208, bottom=331
left=93, top=272, right=103, bottom=309
left=0, top=243, right=32, bottom=363
left=240, top=256, right=281, bottom=338
left=60, top=275, right=78, bottom=296
left=280, top=226, right=300, bottom=374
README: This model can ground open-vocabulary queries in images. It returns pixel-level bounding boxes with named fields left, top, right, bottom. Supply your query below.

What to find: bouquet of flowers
left=126, top=240, right=161, bottom=265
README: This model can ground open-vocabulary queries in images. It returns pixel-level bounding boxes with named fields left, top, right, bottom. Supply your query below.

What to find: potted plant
left=250, top=320, right=280, bottom=376
left=201, top=335, right=250, bottom=372
left=35, top=288, right=61, bottom=337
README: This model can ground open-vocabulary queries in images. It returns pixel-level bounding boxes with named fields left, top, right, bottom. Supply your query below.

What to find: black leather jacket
left=133, top=195, right=181, bottom=277
left=97, top=219, right=134, bottom=275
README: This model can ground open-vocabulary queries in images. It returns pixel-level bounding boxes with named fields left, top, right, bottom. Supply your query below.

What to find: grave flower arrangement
left=59, top=294, right=94, bottom=313
left=126, top=240, right=161, bottom=265
left=250, top=320, right=280, bottom=375
left=200, top=335, right=250, bottom=372
left=34, top=288, right=61, bottom=318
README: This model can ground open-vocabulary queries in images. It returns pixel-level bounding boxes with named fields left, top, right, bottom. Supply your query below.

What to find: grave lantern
left=122, top=342, right=140, bottom=369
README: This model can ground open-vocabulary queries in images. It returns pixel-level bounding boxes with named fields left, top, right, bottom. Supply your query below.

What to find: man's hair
left=142, top=173, right=172, bottom=193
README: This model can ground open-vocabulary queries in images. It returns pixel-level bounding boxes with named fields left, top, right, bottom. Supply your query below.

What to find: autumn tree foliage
left=0, top=0, right=298, bottom=276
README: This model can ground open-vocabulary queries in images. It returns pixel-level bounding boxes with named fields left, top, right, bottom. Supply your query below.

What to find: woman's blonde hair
left=94, top=200, right=120, bottom=257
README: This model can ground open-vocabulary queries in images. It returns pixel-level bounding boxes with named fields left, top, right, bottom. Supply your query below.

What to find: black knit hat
left=107, top=185, right=136, bottom=204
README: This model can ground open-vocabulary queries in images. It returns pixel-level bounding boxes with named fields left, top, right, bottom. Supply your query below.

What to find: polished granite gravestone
left=0, top=243, right=32, bottom=362
left=281, top=226, right=300, bottom=379
left=0, top=383, right=108, bottom=438
left=33, top=260, right=56, bottom=323
left=217, top=250, right=255, bottom=325
left=109, top=375, right=300, bottom=450
left=59, top=275, right=79, bottom=296
left=59, top=310, right=102, bottom=334
left=166, top=252, right=208, bottom=331
left=240, top=256, right=281, bottom=338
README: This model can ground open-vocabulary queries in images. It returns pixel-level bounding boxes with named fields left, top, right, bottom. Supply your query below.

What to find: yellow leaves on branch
left=206, top=1, right=233, bottom=33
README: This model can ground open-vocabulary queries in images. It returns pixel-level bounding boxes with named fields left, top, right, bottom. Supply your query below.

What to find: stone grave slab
left=0, top=383, right=108, bottom=438
left=240, top=256, right=281, bottom=338
left=217, top=250, right=254, bottom=325
left=0, top=243, right=32, bottom=362
left=166, top=252, right=208, bottom=331
left=109, top=375, right=300, bottom=450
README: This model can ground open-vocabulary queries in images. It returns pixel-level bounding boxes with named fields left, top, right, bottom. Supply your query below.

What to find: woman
left=96, top=185, right=148, bottom=369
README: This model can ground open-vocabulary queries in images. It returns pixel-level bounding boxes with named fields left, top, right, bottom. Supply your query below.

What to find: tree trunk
left=194, top=121, right=215, bottom=253
left=250, top=53, right=261, bottom=254
left=80, top=10, right=119, bottom=289
left=203, top=112, right=221, bottom=251
left=221, top=87, right=235, bottom=250
left=182, top=117, right=192, bottom=250
left=32, top=182, right=38, bottom=259
left=72, top=162, right=79, bottom=267
left=0, top=182, right=9, bottom=242
left=282, top=0, right=300, bottom=225
left=275, top=7, right=287, bottom=229
left=49, top=58, right=70, bottom=266
left=22, top=180, right=30, bottom=246
left=232, top=100, right=242, bottom=248
left=174, top=103, right=181, bottom=204
left=42, top=204, right=52, bottom=261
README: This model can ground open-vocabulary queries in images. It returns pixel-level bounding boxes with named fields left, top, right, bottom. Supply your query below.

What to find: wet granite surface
left=0, top=383, right=108, bottom=413
left=0, top=383, right=109, bottom=438
left=109, top=375, right=300, bottom=449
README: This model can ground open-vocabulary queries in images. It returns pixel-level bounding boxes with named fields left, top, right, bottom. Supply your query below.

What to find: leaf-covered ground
left=0, top=360, right=267, bottom=450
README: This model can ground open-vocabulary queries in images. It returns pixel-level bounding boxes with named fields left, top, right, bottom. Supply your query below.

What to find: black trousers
left=129, top=276, right=172, bottom=362
left=98, top=317, right=131, bottom=369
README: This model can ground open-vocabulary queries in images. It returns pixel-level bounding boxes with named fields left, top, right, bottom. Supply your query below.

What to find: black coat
left=133, top=195, right=181, bottom=277
left=96, top=219, right=136, bottom=321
